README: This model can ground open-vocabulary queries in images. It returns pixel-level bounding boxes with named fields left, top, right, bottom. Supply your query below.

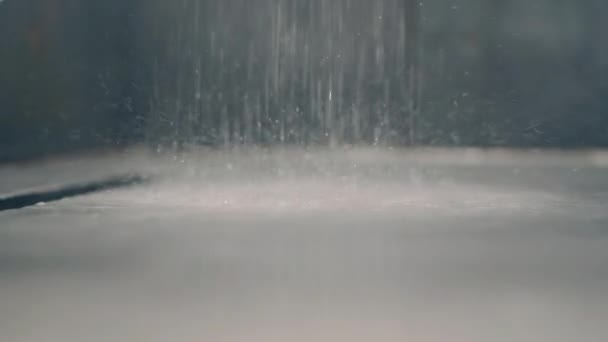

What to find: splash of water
left=144, top=0, right=423, bottom=148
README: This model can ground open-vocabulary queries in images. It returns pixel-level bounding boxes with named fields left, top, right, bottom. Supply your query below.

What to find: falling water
left=143, top=0, right=423, bottom=148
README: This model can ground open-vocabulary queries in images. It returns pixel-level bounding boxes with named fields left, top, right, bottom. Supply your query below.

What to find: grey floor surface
left=1, top=148, right=608, bottom=341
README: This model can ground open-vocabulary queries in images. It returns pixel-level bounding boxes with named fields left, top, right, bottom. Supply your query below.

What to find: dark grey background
left=1, top=0, right=607, bottom=161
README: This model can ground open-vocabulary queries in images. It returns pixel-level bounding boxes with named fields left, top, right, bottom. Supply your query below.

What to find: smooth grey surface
left=1, top=149, right=608, bottom=341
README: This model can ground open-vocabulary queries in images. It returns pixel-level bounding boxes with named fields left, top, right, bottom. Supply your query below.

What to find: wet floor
left=1, top=148, right=608, bottom=341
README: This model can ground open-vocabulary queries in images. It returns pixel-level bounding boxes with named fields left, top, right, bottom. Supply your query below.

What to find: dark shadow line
left=0, top=174, right=150, bottom=212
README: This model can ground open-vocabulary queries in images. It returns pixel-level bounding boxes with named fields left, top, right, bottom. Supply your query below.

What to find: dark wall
left=1, top=0, right=607, bottom=161
left=0, top=0, right=146, bottom=161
